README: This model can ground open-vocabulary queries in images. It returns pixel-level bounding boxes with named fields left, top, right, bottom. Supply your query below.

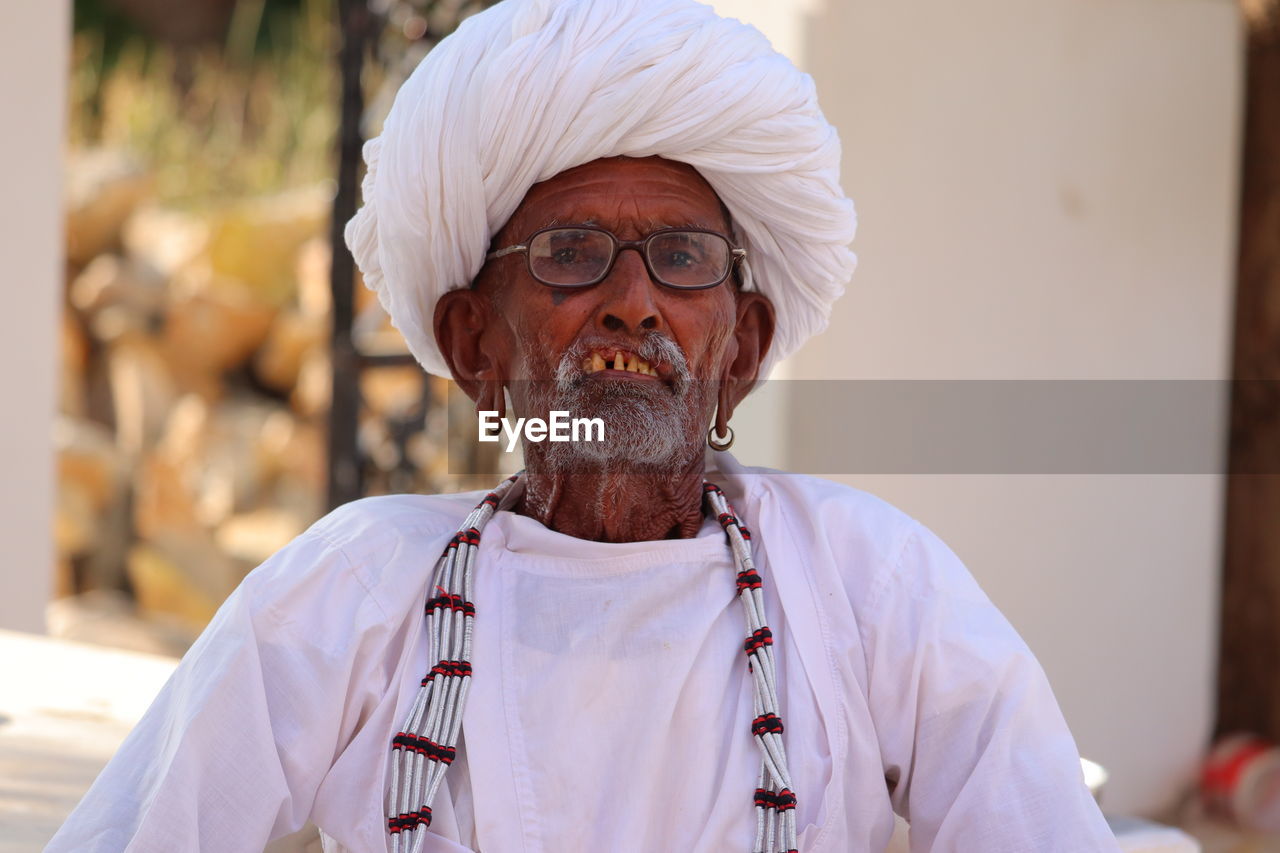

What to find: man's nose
left=596, top=247, right=662, bottom=334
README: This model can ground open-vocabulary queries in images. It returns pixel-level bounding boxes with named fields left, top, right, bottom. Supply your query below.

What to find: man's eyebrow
left=641, top=217, right=686, bottom=231
left=528, top=216, right=578, bottom=228
left=540, top=217, right=717, bottom=231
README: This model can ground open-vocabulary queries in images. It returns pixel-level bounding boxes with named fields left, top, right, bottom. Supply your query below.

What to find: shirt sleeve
left=46, top=529, right=386, bottom=853
left=861, top=521, right=1120, bottom=853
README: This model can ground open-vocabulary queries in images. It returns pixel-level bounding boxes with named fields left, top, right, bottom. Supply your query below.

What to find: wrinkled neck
left=516, top=456, right=707, bottom=542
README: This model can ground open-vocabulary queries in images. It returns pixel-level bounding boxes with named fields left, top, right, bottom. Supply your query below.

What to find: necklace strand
left=386, top=475, right=797, bottom=853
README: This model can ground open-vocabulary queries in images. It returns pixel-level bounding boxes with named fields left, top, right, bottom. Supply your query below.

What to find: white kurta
left=48, top=453, right=1119, bottom=852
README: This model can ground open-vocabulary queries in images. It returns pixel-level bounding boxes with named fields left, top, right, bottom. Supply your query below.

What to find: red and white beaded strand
left=386, top=474, right=516, bottom=853
left=386, top=475, right=797, bottom=853
left=705, top=481, right=798, bottom=853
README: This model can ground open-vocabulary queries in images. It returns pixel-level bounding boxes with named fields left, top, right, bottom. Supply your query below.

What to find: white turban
left=345, top=0, right=857, bottom=379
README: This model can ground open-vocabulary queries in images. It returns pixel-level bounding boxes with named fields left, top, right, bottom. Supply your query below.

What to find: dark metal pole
left=327, top=0, right=370, bottom=509
left=1216, top=11, right=1280, bottom=740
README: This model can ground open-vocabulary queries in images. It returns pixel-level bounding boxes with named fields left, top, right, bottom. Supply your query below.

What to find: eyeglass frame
left=485, top=224, right=748, bottom=291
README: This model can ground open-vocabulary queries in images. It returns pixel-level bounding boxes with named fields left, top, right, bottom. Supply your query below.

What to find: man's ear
left=434, top=288, right=507, bottom=414
left=716, top=290, right=775, bottom=428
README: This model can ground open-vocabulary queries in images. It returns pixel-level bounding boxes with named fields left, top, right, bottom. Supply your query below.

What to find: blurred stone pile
left=55, top=149, right=455, bottom=656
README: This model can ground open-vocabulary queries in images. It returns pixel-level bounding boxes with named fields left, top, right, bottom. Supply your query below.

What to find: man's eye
left=662, top=250, right=699, bottom=268
left=546, top=241, right=606, bottom=266
left=656, top=248, right=707, bottom=270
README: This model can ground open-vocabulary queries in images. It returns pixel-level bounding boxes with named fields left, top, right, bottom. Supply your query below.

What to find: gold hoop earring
left=707, top=425, right=735, bottom=452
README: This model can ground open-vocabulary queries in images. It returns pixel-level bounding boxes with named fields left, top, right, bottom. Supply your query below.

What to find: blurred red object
left=1202, top=733, right=1280, bottom=832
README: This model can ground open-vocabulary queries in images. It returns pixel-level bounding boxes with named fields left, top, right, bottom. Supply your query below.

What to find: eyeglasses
left=486, top=225, right=746, bottom=290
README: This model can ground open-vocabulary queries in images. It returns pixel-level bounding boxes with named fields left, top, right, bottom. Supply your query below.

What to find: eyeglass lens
left=527, top=228, right=732, bottom=288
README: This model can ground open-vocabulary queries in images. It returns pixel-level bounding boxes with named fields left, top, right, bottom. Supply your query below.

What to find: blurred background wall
left=718, top=0, right=1242, bottom=817
left=0, top=0, right=70, bottom=634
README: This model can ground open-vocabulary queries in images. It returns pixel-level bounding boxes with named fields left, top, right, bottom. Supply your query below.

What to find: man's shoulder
left=742, top=467, right=908, bottom=516
left=303, top=490, right=485, bottom=555
left=732, top=466, right=921, bottom=569
left=236, top=491, right=487, bottom=634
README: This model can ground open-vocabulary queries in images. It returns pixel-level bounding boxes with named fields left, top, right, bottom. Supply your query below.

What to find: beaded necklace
left=386, top=474, right=797, bottom=853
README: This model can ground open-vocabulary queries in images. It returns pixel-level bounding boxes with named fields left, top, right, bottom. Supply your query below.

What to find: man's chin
left=539, top=452, right=686, bottom=476
left=544, top=400, right=698, bottom=471
left=575, top=377, right=674, bottom=403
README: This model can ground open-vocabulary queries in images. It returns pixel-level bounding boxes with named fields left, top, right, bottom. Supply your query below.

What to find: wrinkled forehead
left=495, top=156, right=733, bottom=243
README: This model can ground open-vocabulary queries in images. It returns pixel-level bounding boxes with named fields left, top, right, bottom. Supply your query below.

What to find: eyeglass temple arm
left=486, top=245, right=527, bottom=260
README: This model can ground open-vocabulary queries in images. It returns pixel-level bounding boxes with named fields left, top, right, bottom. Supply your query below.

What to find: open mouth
left=580, top=347, right=663, bottom=379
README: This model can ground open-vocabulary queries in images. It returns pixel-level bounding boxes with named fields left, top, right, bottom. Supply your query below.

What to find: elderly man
left=50, top=1, right=1119, bottom=851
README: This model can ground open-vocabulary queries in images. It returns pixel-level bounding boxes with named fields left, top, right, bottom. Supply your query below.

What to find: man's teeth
left=582, top=352, right=658, bottom=376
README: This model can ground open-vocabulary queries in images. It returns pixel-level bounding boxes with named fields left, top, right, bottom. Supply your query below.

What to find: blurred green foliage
left=70, top=0, right=337, bottom=204
left=68, top=0, right=501, bottom=205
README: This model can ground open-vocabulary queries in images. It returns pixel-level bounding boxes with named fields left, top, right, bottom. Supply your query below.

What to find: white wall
left=0, top=1, right=69, bottom=632
left=718, top=0, right=1241, bottom=816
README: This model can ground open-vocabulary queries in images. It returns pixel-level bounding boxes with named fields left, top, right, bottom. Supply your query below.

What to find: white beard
left=529, top=334, right=704, bottom=472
